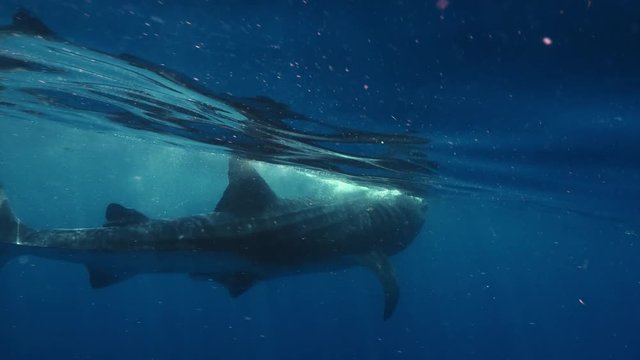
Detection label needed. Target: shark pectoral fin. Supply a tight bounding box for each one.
[190,271,260,298]
[214,158,278,217]
[104,203,149,227]
[86,266,133,288]
[359,251,399,320]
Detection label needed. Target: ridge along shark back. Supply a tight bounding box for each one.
[0,158,426,319]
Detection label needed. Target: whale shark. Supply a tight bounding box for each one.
[0,158,426,319]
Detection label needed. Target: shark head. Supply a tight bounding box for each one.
[368,194,427,256]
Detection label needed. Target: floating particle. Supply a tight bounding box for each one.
[150,16,165,24]
[542,37,553,46]
[436,0,449,11]
[363,84,369,90]
[578,298,586,306]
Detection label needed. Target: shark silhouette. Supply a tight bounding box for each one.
[0,158,426,319]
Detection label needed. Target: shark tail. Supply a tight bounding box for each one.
[0,185,30,268]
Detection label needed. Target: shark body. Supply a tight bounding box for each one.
[0,159,426,319]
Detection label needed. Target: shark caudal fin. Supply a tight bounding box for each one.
[0,186,18,242]
[0,185,30,268]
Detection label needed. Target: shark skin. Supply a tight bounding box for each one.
[0,159,426,319]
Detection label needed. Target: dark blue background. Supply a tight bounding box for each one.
[1,1,639,359]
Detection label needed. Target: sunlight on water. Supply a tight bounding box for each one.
[253,161,406,200]
[0,25,432,195]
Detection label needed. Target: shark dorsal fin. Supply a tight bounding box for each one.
[214,158,278,217]
[104,203,149,227]
[6,9,55,37]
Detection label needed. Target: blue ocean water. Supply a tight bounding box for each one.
[0,1,639,359]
